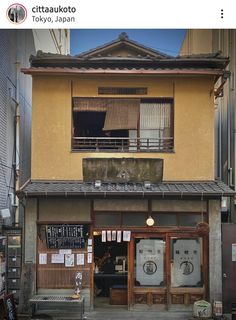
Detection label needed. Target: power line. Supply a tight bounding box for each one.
[0,158,14,170]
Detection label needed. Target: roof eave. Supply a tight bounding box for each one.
[21,68,224,76]
[17,190,235,198]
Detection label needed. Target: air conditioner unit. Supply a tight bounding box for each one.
[0,208,12,226]
[0,209,11,218]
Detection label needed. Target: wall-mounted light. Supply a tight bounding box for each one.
[144,181,151,189]
[93,231,101,236]
[94,180,102,188]
[146,215,155,227]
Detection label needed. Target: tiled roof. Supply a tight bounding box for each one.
[76,32,172,59]
[17,180,235,198]
[21,67,225,76]
[26,34,229,72]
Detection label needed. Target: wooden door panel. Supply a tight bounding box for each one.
[130,234,167,307]
[129,232,207,309]
[152,293,167,304]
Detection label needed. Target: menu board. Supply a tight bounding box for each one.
[46,225,88,249]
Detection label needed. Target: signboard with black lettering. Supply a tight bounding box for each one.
[136,239,164,286]
[4,294,17,320]
[46,224,89,249]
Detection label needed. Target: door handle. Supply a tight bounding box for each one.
[223,273,227,278]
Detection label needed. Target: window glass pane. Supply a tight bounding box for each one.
[152,213,177,226]
[123,213,147,226]
[95,213,120,227]
[129,130,137,151]
[171,238,203,287]
[139,103,172,150]
[179,214,201,226]
[135,239,165,287]
[140,129,162,150]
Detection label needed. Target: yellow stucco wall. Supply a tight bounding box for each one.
[31,74,215,181]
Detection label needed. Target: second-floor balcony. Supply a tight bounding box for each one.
[72,136,174,152]
[72,97,174,153]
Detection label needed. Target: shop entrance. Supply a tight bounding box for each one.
[93,231,207,310]
[93,234,128,308]
[129,233,207,310]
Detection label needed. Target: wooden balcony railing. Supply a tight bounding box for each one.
[72,137,174,152]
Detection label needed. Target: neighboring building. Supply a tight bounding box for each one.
[180,30,236,219]
[19,33,234,313]
[180,30,236,312]
[0,29,70,227]
[0,29,69,305]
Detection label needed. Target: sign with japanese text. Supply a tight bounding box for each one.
[136,239,164,286]
[171,239,201,287]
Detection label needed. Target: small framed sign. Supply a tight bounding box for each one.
[232,243,236,261]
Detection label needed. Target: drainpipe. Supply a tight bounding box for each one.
[14,31,20,224]
[216,99,222,179]
[226,32,233,188]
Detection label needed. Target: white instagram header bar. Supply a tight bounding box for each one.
[0,0,235,28]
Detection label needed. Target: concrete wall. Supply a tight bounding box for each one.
[208,199,222,301]
[180,30,213,55]
[25,198,37,263]
[33,30,70,55]
[31,75,215,181]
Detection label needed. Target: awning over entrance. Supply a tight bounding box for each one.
[17,180,235,198]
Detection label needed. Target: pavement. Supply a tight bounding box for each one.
[18,310,232,320]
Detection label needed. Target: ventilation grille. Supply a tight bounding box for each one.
[98,87,148,95]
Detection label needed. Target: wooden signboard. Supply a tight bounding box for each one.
[3,294,17,320]
[83,158,163,183]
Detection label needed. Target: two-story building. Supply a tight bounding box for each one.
[18,33,234,313]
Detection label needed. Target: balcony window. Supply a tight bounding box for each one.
[72,97,173,152]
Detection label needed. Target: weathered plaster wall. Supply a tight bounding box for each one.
[94,199,148,211]
[31,75,215,181]
[152,200,207,212]
[38,198,91,221]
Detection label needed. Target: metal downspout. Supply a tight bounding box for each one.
[14,30,20,224]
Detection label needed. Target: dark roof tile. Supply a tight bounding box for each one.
[18,180,235,198]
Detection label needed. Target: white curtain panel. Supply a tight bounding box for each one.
[140,102,171,130]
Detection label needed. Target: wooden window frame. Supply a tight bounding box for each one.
[72,97,174,153]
